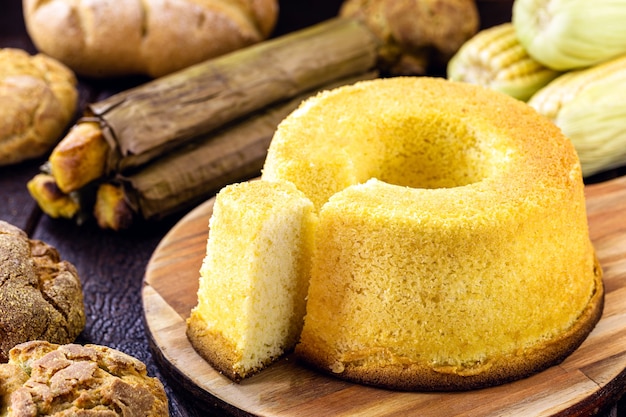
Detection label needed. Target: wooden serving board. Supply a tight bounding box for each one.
[143,176,626,416]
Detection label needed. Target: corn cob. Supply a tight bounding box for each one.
[513,0,626,71]
[528,54,626,177]
[447,23,561,101]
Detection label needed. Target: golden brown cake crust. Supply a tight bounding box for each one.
[187,311,277,382]
[299,256,604,391]
[0,48,78,166]
[0,221,86,363]
[187,313,245,381]
[0,340,169,416]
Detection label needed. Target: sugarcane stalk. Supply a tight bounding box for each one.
[92,71,378,230]
[47,17,380,194]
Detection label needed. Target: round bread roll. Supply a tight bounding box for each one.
[22,0,279,78]
[0,340,169,416]
[0,48,78,166]
[0,221,85,363]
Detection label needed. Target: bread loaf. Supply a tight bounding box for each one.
[22,0,279,78]
[0,48,78,166]
[0,221,85,363]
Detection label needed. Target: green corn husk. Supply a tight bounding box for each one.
[513,0,626,71]
[528,55,626,177]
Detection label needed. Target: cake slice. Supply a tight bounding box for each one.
[186,180,316,381]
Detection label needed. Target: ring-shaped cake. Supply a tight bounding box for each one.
[261,76,603,390]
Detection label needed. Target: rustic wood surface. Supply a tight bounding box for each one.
[143,175,626,417]
[3,1,626,416]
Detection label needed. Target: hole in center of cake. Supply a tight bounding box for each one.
[373,114,509,190]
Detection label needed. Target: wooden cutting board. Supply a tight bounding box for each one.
[143,175,626,416]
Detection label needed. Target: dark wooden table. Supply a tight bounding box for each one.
[2,1,624,416]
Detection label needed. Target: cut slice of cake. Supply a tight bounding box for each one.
[186,180,316,381]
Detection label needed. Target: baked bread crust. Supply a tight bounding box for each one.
[23,0,279,78]
[0,221,85,363]
[0,341,169,416]
[0,48,78,166]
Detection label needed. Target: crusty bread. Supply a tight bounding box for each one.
[0,340,168,416]
[0,48,78,166]
[23,0,279,78]
[0,221,85,363]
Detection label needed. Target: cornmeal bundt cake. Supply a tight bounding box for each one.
[262,77,603,391]
[189,77,602,391]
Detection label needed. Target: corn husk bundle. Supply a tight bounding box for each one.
[512,0,626,71]
[528,55,626,177]
[30,72,377,230]
[92,71,378,230]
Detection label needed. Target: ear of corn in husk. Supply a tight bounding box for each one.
[513,0,626,71]
[447,23,561,101]
[528,54,626,177]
